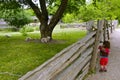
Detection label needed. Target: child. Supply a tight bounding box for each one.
[99,41,110,72]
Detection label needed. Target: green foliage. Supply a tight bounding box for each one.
[62,13,75,23]
[47,0,86,15]
[19,26,34,36]
[34,26,40,31]
[47,0,60,15]
[19,26,28,36]
[24,9,35,16]
[92,0,120,20]
[26,27,34,32]
[4,10,32,29]
[78,5,95,21]
[65,0,86,14]
[108,0,120,22]
[1,0,120,24]
[22,26,34,32]
[0,1,32,30]
[0,0,21,10]
[74,0,120,22]
[0,1,21,18]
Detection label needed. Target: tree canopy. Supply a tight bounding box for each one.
[77,0,120,22]
[61,0,120,23]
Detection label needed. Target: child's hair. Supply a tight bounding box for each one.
[103,41,110,49]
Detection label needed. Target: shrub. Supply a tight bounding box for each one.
[34,26,39,31]
[4,10,32,29]
[62,13,75,23]
[25,26,34,32]
[19,26,27,36]
[19,26,34,36]
[20,26,34,32]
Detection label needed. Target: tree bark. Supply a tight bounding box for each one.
[40,24,53,43]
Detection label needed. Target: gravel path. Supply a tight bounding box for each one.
[85,28,120,80]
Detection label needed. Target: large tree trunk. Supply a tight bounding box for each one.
[40,24,53,43]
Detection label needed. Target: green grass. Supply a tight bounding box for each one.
[0,28,86,80]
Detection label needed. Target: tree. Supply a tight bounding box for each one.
[77,0,120,22]
[4,10,32,30]
[0,1,32,31]
[25,0,68,43]
[92,0,120,20]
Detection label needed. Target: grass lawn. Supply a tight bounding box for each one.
[0,27,86,80]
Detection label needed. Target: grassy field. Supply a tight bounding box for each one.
[0,27,86,80]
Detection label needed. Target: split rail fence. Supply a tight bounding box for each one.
[19,20,118,80]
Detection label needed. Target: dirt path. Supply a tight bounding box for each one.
[85,28,120,80]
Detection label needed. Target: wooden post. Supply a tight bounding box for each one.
[103,20,106,41]
[86,20,94,35]
[106,20,110,40]
[90,20,103,72]
[110,20,113,33]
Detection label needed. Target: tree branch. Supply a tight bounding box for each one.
[26,0,42,22]
[49,0,68,29]
[40,0,48,24]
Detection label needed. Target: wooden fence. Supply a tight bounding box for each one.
[19,20,118,80]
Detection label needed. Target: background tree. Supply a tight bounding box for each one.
[0,1,32,31]
[76,0,120,22]
[4,10,32,31]
[61,0,86,23]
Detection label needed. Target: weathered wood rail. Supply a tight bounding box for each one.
[19,20,118,80]
[19,32,96,80]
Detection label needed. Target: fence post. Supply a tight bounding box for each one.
[103,20,107,41]
[106,20,110,40]
[90,20,103,72]
[110,20,113,33]
[86,20,95,34]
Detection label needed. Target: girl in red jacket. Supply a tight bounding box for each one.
[99,41,110,72]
